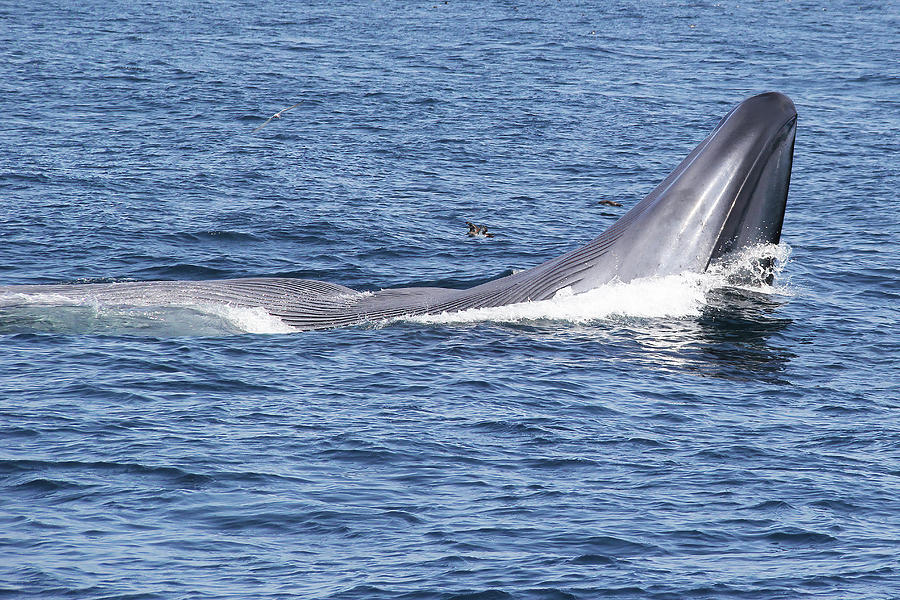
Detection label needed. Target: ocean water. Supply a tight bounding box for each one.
[1,1,898,598]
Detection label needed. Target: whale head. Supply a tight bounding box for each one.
[547,92,797,294]
[693,91,797,269]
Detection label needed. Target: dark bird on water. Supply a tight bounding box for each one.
[252,102,301,133]
[466,222,495,238]
[598,200,623,207]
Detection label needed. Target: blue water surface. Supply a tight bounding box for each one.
[1,1,899,598]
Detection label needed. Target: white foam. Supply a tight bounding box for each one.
[711,241,794,296]
[406,243,792,327]
[90,301,298,335]
[0,292,296,335]
[197,303,296,335]
[0,292,82,307]
[409,273,708,326]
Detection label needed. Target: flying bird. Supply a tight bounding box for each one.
[252,102,301,133]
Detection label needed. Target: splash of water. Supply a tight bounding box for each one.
[200,304,297,335]
[0,293,296,336]
[404,243,792,327]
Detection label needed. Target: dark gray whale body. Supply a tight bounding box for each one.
[2,93,797,331]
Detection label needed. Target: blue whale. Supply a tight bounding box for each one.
[1,92,797,331]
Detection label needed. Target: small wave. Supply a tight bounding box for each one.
[551,533,662,556]
[13,478,88,493]
[570,554,617,565]
[762,528,838,546]
[163,230,262,243]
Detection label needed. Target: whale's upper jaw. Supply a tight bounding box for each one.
[553,91,798,292]
[707,93,797,265]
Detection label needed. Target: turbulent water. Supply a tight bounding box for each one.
[1,1,898,599]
